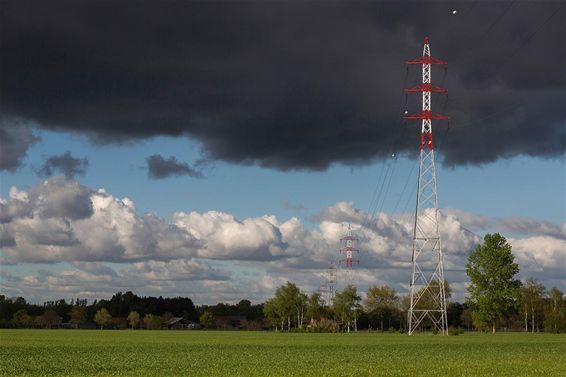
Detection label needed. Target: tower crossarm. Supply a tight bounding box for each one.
[404,84,447,93]
[340,235,357,241]
[406,37,447,66]
[340,247,360,252]
[406,56,447,65]
[403,111,449,121]
[338,257,359,268]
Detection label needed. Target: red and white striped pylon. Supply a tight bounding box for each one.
[404,37,449,336]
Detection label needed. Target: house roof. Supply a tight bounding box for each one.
[164,317,198,326]
[164,317,184,326]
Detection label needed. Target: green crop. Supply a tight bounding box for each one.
[0,330,564,376]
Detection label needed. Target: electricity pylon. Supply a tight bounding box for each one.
[404,36,448,335]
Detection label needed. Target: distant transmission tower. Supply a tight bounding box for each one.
[404,36,448,335]
[320,263,337,306]
[339,224,359,286]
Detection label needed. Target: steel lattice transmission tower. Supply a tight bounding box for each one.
[318,263,337,306]
[404,36,448,335]
[339,224,359,285]
[324,263,337,306]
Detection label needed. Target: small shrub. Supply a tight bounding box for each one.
[387,327,397,333]
[432,327,439,335]
[310,318,339,333]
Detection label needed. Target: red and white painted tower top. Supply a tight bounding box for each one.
[403,37,448,150]
[339,224,359,269]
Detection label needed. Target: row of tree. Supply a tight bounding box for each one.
[261,233,566,333]
[9,307,184,330]
[260,280,565,334]
[0,292,262,329]
[6,278,562,333]
[265,277,455,332]
[1,292,198,325]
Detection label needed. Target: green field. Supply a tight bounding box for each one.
[1,330,565,376]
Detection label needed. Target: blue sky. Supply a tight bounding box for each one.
[2,128,564,224]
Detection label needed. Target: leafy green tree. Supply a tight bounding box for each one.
[277,283,295,330]
[143,314,163,330]
[466,233,521,333]
[305,292,325,324]
[519,278,546,333]
[282,282,307,329]
[261,282,310,331]
[333,285,361,333]
[69,306,87,328]
[447,301,465,328]
[199,310,214,327]
[235,299,253,320]
[364,285,399,331]
[11,309,33,328]
[127,311,140,329]
[271,282,307,330]
[295,291,308,328]
[35,309,61,328]
[94,308,112,329]
[544,287,566,333]
[263,298,285,331]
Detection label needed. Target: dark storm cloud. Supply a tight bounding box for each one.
[146,154,204,179]
[0,118,39,171]
[0,1,564,170]
[38,151,89,178]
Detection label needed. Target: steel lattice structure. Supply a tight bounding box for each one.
[324,263,336,306]
[404,37,448,335]
[318,263,337,306]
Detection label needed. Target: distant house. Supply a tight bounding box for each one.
[164,317,201,330]
[214,316,247,330]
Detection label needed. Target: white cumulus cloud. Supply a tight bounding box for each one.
[1,180,564,303]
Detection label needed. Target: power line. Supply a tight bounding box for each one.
[504,2,565,62]
[446,2,562,114]
[362,67,412,229]
[436,3,563,153]
[466,1,564,83]
[376,156,397,215]
[392,161,416,214]
[467,0,517,54]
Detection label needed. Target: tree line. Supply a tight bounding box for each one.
[1,292,262,330]
[1,234,565,333]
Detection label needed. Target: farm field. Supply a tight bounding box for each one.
[1,330,565,376]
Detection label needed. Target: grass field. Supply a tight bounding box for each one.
[1,330,565,376]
